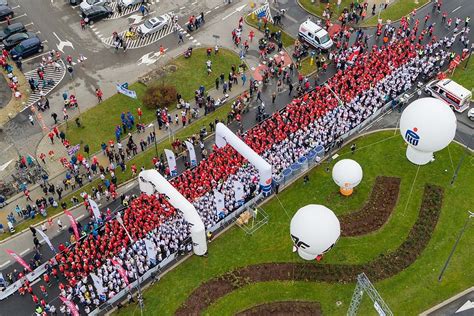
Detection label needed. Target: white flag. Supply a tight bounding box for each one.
[90,273,105,295]
[144,239,157,266]
[233,180,245,203]
[164,149,178,177]
[184,141,197,167]
[214,190,225,215]
[37,228,55,253]
[88,198,101,220]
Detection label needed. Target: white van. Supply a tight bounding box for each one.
[298,20,333,51]
[425,79,471,112]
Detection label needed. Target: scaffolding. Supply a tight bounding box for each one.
[236,203,269,235]
[347,273,393,316]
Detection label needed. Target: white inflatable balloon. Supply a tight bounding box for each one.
[290,205,340,260]
[400,97,457,165]
[332,159,363,195]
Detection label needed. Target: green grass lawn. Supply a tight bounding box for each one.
[451,59,474,92]
[299,56,319,76]
[61,48,241,154]
[361,0,430,26]
[245,15,295,48]
[115,130,474,315]
[299,0,353,19]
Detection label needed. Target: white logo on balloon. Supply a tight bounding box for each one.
[400,97,457,165]
[290,205,341,260]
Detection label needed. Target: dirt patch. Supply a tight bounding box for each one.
[237,301,322,316]
[340,176,401,236]
[176,184,443,315]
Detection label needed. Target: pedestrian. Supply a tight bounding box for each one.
[67,65,74,79]
[215,77,219,90]
[271,91,276,104]
[57,219,63,231]
[159,44,165,55]
[241,73,246,86]
[249,30,255,42]
[95,88,103,102]
[256,90,262,102]
[351,143,356,154]
[28,114,34,125]
[63,108,68,121]
[303,175,309,184]
[178,32,184,44]
[51,112,58,124]
[80,18,86,30]
[5,15,10,25]
[30,225,37,237]
[33,236,40,249]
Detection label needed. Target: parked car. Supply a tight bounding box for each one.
[10,37,44,60]
[0,5,13,21]
[0,23,27,41]
[0,1,8,6]
[138,14,170,36]
[80,0,109,12]
[69,0,83,5]
[468,108,474,121]
[2,32,36,50]
[82,5,113,24]
[424,79,471,113]
[119,0,141,7]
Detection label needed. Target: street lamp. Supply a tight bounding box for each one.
[116,212,144,315]
[438,210,474,282]
[148,123,158,158]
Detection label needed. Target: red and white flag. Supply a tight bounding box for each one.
[59,296,79,316]
[64,210,80,241]
[5,249,32,272]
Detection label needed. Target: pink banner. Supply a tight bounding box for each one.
[6,249,32,272]
[59,296,79,316]
[111,259,129,287]
[64,210,80,241]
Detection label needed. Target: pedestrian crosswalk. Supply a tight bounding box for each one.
[106,2,141,20]
[102,22,176,49]
[24,60,66,108]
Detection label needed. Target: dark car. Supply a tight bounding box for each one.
[2,32,37,50]
[82,5,112,24]
[0,5,13,21]
[69,0,83,5]
[0,23,27,41]
[0,1,8,6]
[10,37,43,60]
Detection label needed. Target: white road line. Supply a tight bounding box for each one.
[215,5,219,9]
[206,10,211,14]
[126,183,135,189]
[0,13,27,22]
[452,6,462,13]
[24,22,34,27]
[77,214,85,221]
[189,36,193,39]
[20,248,31,256]
[36,31,41,34]
[21,51,51,62]
[180,6,185,10]
[191,1,198,5]
[0,260,11,268]
[42,40,48,43]
[11,5,20,9]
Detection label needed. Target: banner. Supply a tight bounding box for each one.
[5,249,31,272]
[88,198,101,220]
[64,210,80,241]
[59,296,79,316]
[164,149,178,177]
[144,239,157,266]
[90,273,106,295]
[36,229,56,253]
[233,180,245,204]
[184,141,197,167]
[67,144,80,156]
[213,190,225,216]
[111,259,129,287]
[116,83,137,99]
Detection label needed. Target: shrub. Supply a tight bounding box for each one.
[141,84,177,109]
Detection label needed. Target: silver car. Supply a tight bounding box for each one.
[119,0,142,7]
[80,0,109,12]
[138,15,170,36]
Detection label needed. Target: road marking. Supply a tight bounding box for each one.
[24,22,34,27]
[20,50,51,62]
[42,40,48,43]
[180,6,185,10]
[0,260,11,268]
[53,31,74,52]
[456,300,474,313]
[206,10,211,14]
[222,4,246,20]
[20,248,30,256]
[452,6,462,13]
[191,1,198,4]
[126,183,135,189]
[0,13,26,23]
[137,49,167,65]
[11,5,20,9]
[77,214,85,221]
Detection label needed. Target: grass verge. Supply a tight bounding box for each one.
[245,15,295,48]
[114,130,474,316]
[451,59,474,92]
[361,0,430,26]
[0,64,30,126]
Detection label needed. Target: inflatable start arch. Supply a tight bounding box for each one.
[215,123,273,196]
[138,169,207,256]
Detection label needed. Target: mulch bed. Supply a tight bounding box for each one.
[236,301,322,316]
[340,176,401,236]
[176,184,443,315]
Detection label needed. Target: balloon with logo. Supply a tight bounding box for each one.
[290,204,341,261]
[332,159,363,196]
[400,97,457,165]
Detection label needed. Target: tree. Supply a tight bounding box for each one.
[141,84,177,110]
